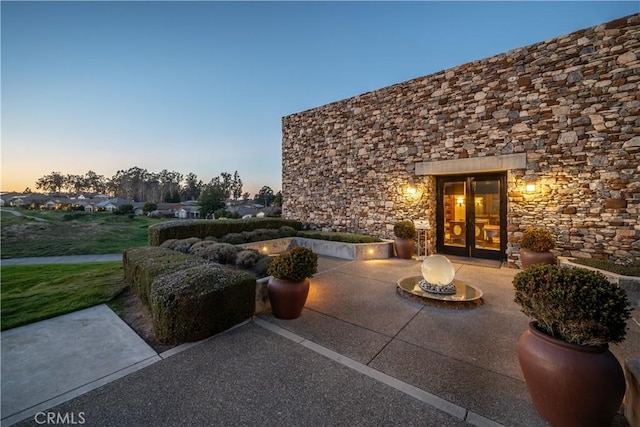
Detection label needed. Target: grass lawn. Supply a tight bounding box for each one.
[1,209,167,258]
[1,262,126,331]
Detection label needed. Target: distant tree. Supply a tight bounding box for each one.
[23,187,32,194]
[241,192,251,203]
[36,171,65,193]
[272,191,282,207]
[198,185,225,216]
[142,202,157,214]
[118,204,134,214]
[84,170,107,194]
[181,172,203,201]
[255,186,274,207]
[64,174,85,194]
[231,171,243,200]
[164,189,181,203]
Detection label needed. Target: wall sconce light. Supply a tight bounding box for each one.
[456,197,464,206]
[525,184,536,193]
[262,246,268,253]
[407,186,417,195]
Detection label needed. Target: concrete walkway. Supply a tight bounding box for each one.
[2,256,637,426]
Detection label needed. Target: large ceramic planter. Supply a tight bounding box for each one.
[519,248,556,268]
[518,322,625,427]
[267,277,310,319]
[394,238,415,259]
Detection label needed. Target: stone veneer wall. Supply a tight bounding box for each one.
[282,14,640,266]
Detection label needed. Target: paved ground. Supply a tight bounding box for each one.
[2,255,637,426]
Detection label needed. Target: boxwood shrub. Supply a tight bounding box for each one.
[149,264,255,344]
[123,247,209,306]
[123,246,256,344]
[148,218,302,246]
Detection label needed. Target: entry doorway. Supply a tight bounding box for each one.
[436,173,506,260]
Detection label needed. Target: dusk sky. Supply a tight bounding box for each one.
[2,1,638,196]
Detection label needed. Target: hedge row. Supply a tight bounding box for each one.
[295,230,382,244]
[148,218,302,246]
[123,247,255,344]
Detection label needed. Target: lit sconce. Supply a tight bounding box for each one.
[368,249,374,255]
[406,186,417,195]
[525,184,536,193]
[262,246,268,253]
[456,197,464,206]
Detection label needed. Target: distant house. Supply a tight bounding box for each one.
[176,201,201,219]
[98,201,117,212]
[133,203,145,216]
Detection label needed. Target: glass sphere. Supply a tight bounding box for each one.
[421,255,455,286]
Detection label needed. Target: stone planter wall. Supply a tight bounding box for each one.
[558,256,640,308]
[282,14,640,266]
[239,237,393,260]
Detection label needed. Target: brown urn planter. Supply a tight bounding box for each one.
[519,248,556,269]
[267,277,310,319]
[394,238,415,259]
[518,322,626,427]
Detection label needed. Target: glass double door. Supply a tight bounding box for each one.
[436,173,506,260]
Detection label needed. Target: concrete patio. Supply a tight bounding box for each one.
[3,256,638,426]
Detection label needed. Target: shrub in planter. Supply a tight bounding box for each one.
[173,237,202,254]
[519,227,556,268]
[219,232,246,245]
[200,243,239,264]
[393,220,416,259]
[278,226,298,238]
[268,246,318,282]
[236,249,260,269]
[514,264,631,345]
[513,264,632,426]
[253,228,280,242]
[520,227,555,253]
[266,247,318,319]
[188,240,215,257]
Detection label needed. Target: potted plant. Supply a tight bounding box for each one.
[514,264,632,426]
[266,246,318,319]
[519,226,556,268]
[393,220,416,259]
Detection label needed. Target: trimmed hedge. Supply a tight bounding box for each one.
[148,218,302,246]
[123,247,209,306]
[569,258,640,277]
[149,265,255,344]
[296,230,382,243]
[123,247,255,344]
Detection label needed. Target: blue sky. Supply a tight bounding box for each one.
[2,1,638,195]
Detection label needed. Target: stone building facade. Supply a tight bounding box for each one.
[282,14,640,267]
